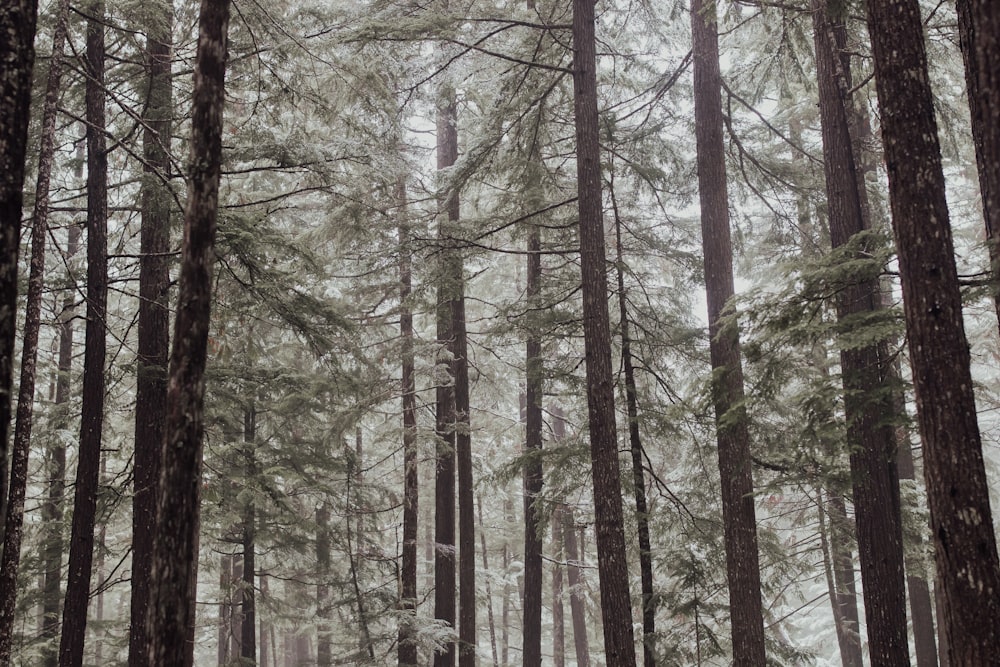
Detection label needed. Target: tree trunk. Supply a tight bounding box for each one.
[316,501,331,667]
[0,0,41,543]
[826,493,864,667]
[146,0,231,662]
[58,5,108,662]
[129,1,174,663]
[811,2,910,662]
[956,0,1000,329]
[610,165,655,667]
[0,0,70,660]
[242,408,257,664]
[552,507,566,667]
[571,1,637,664]
[478,497,499,667]
[398,175,419,667]
[865,1,1000,663]
[562,505,591,667]
[689,2,767,663]
[434,85,459,667]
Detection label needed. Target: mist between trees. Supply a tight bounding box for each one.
[1,0,999,665]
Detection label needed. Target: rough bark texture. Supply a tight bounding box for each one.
[811,2,910,663]
[571,1,637,664]
[0,0,40,542]
[956,0,1000,329]
[454,263,475,667]
[0,0,69,660]
[58,5,108,663]
[865,1,1000,664]
[690,2,767,663]
[522,219,544,667]
[129,2,174,663]
[398,176,419,667]
[434,88,458,667]
[145,0,231,662]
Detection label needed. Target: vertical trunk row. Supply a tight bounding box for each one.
[0,0,40,542]
[811,2,910,662]
[689,2,767,663]
[58,4,109,663]
[146,0,231,662]
[0,0,70,661]
[570,0,637,663]
[129,1,174,663]
[397,174,419,667]
[865,1,1000,663]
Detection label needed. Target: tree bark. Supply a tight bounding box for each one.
[242,408,257,664]
[129,2,174,663]
[316,502,331,667]
[826,493,864,667]
[0,0,70,660]
[571,1,637,664]
[478,497,499,667]
[0,0,40,543]
[552,507,565,667]
[397,175,419,667]
[690,2,767,663]
[58,4,108,662]
[956,0,1000,329]
[811,2,910,662]
[146,0,231,662]
[865,1,1000,663]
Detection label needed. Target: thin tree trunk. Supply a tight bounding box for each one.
[58,4,108,662]
[690,2,766,663]
[478,496,499,667]
[0,0,70,660]
[146,0,231,662]
[571,0,636,663]
[434,84,459,667]
[345,439,375,662]
[609,164,655,667]
[816,490,852,667]
[827,493,863,667]
[242,408,257,664]
[0,0,41,543]
[811,2,910,662]
[398,175,419,667]
[500,497,511,667]
[865,1,1000,662]
[316,501,331,667]
[956,0,1000,330]
[552,506,565,667]
[219,554,233,667]
[129,0,174,662]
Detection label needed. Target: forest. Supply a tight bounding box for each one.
[1,0,999,665]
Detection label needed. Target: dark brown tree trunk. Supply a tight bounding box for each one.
[345,436,375,662]
[129,1,174,662]
[242,408,256,664]
[146,0,231,662]
[956,0,1000,329]
[434,87,459,667]
[58,5,108,663]
[865,1,1000,663]
[690,2,767,663]
[571,1,636,664]
[610,167,655,667]
[812,2,910,662]
[0,0,70,660]
[398,175,419,667]
[552,507,566,667]
[0,0,40,541]
[935,584,950,667]
[522,222,543,667]
[316,502,331,667]
[500,496,511,667]
[455,266,475,667]
[219,554,233,666]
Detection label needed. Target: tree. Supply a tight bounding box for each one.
[690,1,766,662]
[146,0,232,661]
[58,3,108,662]
[129,2,174,663]
[811,1,909,662]
[571,0,636,662]
[0,0,40,543]
[865,0,1000,662]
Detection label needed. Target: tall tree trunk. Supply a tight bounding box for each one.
[571,0,636,663]
[398,175,419,667]
[865,1,1000,663]
[552,507,565,667]
[477,497,499,667]
[0,0,41,544]
[553,410,590,667]
[522,219,544,667]
[500,497,511,667]
[689,2,767,663]
[956,0,1000,329]
[811,2,910,662]
[58,4,108,662]
[434,86,459,667]
[129,1,174,663]
[146,0,231,662]
[219,554,233,667]
[816,490,855,667]
[455,262,475,667]
[609,164,655,667]
[0,0,70,660]
[826,493,863,667]
[242,407,257,664]
[316,501,331,667]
